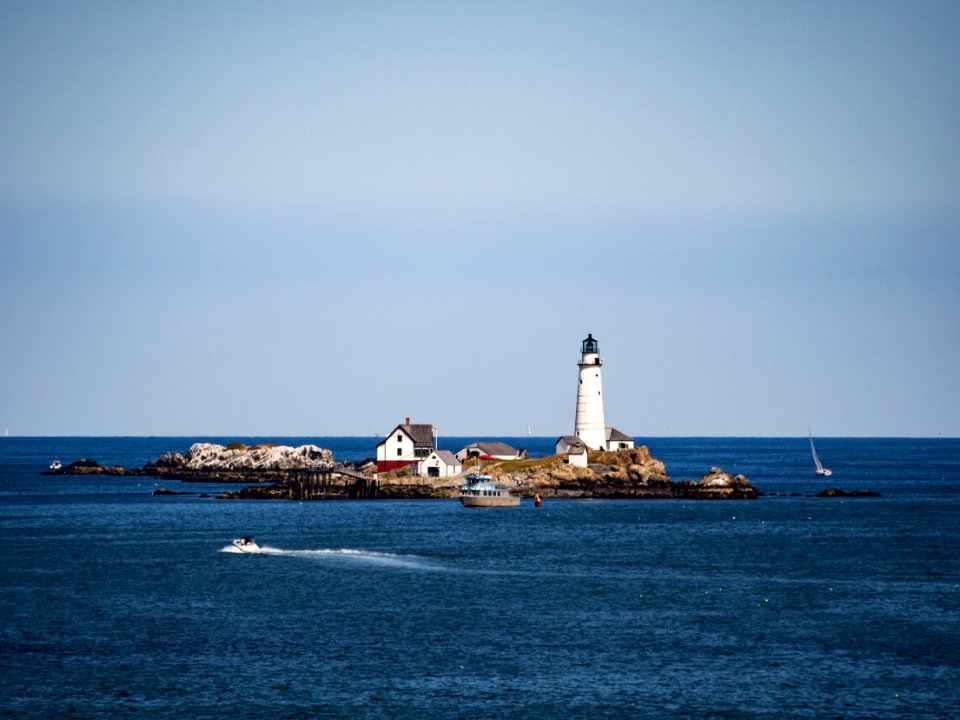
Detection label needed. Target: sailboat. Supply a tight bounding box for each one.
[809,427,832,476]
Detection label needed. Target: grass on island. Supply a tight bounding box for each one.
[488,455,563,473]
[224,442,277,452]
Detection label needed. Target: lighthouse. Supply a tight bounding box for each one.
[575,333,607,449]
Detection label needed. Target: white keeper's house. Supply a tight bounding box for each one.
[376,418,435,473]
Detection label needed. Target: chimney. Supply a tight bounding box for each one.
[405,417,410,426]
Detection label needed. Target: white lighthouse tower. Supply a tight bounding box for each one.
[575,333,607,449]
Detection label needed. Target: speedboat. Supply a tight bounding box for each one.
[49,460,62,470]
[458,475,520,507]
[232,537,260,553]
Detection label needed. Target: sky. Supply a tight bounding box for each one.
[1,1,958,437]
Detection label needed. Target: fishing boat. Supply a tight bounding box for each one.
[458,475,520,507]
[809,428,832,476]
[232,537,260,553]
[49,460,61,470]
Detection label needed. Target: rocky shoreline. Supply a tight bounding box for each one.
[43,442,879,500]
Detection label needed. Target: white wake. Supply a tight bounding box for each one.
[220,544,440,570]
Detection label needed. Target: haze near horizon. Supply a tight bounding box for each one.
[1,2,958,437]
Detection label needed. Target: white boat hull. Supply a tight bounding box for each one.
[459,494,521,508]
[232,538,260,553]
[458,475,520,507]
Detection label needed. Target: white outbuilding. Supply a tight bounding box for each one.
[605,428,635,451]
[418,450,462,478]
[556,436,589,467]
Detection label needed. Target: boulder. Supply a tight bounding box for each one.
[155,442,333,472]
[684,468,759,499]
[815,488,882,498]
[45,459,126,476]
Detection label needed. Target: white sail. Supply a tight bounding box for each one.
[809,427,831,476]
[809,428,822,470]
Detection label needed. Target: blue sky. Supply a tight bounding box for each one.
[1,1,958,437]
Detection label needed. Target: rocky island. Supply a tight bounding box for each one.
[462,447,759,500]
[46,442,761,500]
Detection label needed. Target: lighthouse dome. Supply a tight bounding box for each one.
[581,334,598,354]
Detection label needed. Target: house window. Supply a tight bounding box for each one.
[414,448,429,458]
[397,434,403,442]
[396,448,402,456]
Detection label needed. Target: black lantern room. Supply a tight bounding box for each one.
[581,333,599,354]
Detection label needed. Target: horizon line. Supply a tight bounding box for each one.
[2,433,957,440]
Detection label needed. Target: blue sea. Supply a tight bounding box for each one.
[2,436,958,719]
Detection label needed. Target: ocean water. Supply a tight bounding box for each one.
[1,436,958,719]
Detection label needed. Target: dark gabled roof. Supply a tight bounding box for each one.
[475,441,519,456]
[459,441,519,457]
[404,424,435,446]
[606,427,633,442]
[433,450,459,466]
[557,436,587,454]
[378,422,435,448]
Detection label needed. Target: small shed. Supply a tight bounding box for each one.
[556,435,589,467]
[566,444,588,467]
[605,428,635,451]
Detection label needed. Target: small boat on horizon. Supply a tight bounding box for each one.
[232,537,260,553]
[458,475,521,507]
[809,428,832,477]
[49,460,61,470]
